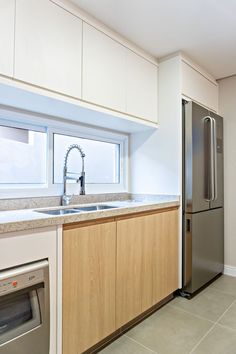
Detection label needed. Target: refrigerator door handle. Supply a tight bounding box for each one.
[204,116,215,201]
[212,118,218,201]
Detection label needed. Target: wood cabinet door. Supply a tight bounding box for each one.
[116,209,179,328]
[126,50,158,123]
[63,221,116,354]
[116,214,155,328]
[153,209,179,303]
[82,22,126,112]
[15,0,82,98]
[0,0,15,77]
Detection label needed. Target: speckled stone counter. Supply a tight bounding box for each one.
[0,195,180,234]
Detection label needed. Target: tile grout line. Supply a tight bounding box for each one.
[124,334,158,354]
[188,323,217,354]
[217,322,236,333]
[168,303,216,324]
[209,284,236,298]
[169,284,236,325]
[188,294,236,353]
[215,298,236,325]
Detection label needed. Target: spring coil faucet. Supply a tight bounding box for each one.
[62,144,85,206]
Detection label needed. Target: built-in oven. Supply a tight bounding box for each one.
[0,260,50,354]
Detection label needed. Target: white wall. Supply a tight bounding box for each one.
[130,56,182,195]
[130,55,183,288]
[219,75,236,269]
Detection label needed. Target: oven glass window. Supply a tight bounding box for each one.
[0,292,33,335]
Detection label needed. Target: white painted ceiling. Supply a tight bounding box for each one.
[71,0,236,79]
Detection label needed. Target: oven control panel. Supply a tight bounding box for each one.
[0,262,46,296]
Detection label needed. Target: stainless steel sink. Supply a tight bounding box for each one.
[74,205,118,212]
[35,204,118,215]
[36,209,82,216]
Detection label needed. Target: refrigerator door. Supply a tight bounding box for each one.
[183,208,224,294]
[184,101,210,213]
[209,112,224,209]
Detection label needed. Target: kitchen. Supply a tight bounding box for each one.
[0,1,235,354]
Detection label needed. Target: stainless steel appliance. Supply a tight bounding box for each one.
[182,100,224,295]
[0,260,50,354]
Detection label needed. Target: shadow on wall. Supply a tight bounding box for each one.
[130,126,181,195]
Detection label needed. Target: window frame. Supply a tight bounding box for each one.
[0,111,129,198]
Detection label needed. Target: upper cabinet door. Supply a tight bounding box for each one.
[182,61,218,112]
[15,0,82,98]
[82,23,126,112]
[126,50,158,123]
[0,0,15,77]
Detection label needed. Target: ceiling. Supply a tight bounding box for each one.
[71,0,236,79]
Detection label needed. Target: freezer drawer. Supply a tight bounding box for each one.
[183,208,224,294]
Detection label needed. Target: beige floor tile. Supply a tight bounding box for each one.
[192,324,236,354]
[126,305,213,354]
[99,335,156,354]
[219,301,236,330]
[210,275,236,296]
[170,287,236,322]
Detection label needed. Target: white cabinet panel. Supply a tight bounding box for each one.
[126,50,158,123]
[15,0,82,98]
[182,61,218,112]
[82,23,126,112]
[0,0,15,77]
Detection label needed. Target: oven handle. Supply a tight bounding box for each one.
[0,260,48,282]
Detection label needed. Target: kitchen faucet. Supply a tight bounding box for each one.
[62,144,85,206]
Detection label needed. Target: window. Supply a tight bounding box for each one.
[0,125,47,184]
[0,113,128,197]
[53,133,120,184]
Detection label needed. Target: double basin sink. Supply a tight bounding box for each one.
[36,204,118,216]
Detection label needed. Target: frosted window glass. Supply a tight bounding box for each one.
[54,134,120,184]
[0,127,47,184]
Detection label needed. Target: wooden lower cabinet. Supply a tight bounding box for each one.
[153,209,179,303]
[62,208,179,353]
[116,213,155,327]
[63,220,116,354]
[116,209,179,328]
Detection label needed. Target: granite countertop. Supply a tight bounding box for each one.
[0,195,180,234]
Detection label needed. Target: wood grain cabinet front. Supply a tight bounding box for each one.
[62,208,179,353]
[116,209,179,328]
[152,209,179,304]
[63,221,116,354]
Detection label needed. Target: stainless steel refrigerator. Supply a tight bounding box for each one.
[182,100,224,295]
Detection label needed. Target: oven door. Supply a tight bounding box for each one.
[0,260,50,354]
[0,287,41,345]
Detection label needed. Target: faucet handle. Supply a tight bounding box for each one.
[79,172,86,195]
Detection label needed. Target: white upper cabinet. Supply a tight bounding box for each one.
[83,22,158,123]
[82,23,126,112]
[0,0,15,77]
[182,61,218,112]
[15,0,82,98]
[126,50,158,122]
